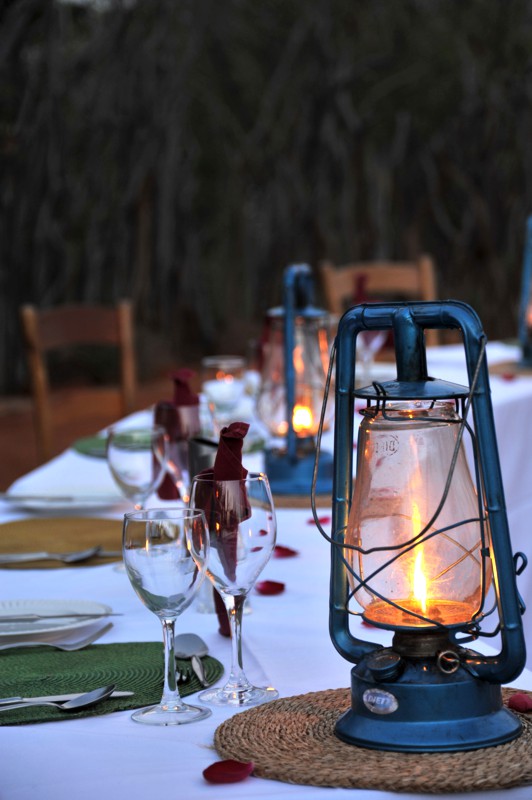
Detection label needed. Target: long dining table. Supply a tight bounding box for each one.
[2,340,532,799]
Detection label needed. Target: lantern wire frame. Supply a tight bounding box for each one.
[310,334,513,640]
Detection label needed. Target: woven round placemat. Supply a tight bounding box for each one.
[489,360,532,377]
[0,517,122,567]
[71,435,107,458]
[0,642,224,725]
[214,687,532,793]
[272,494,330,509]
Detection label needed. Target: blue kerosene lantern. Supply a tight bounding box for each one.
[318,300,526,751]
[257,264,334,494]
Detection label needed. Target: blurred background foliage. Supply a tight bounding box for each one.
[1,0,532,393]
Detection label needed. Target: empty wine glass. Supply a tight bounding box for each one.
[122,507,210,725]
[189,472,278,707]
[106,425,168,509]
[357,330,387,386]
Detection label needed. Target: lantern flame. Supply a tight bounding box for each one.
[413,550,428,615]
[411,502,427,615]
[293,345,305,375]
[293,404,313,433]
[216,370,234,383]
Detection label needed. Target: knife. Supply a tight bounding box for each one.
[0,613,123,622]
[0,493,123,504]
[0,690,134,706]
[190,655,209,687]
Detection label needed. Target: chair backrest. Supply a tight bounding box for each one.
[20,300,137,463]
[318,254,440,347]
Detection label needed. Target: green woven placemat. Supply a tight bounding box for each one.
[71,435,107,458]
[0,642,224,725]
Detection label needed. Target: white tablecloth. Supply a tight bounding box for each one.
[0,506,531,800]
[1,341,532,799]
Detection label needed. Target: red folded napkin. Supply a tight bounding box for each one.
[354,273,393,349]
[173,368,200,407]
[196,421,250,636]
[353,273,369,304]
[155,369,200,499]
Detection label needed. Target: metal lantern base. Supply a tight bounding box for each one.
[335,641,522,752]
[264,446,333,495]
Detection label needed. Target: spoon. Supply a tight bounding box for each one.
[0,684,116,713]
[174,633,209,687]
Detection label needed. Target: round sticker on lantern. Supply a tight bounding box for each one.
[362,689,399,715]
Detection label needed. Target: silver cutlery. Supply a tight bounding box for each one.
[0,622,113,651]
[175,633,210,687]
[0,612,122,623]
[0,547,122,564]
[0,493,122,504]
[0,689,133,705]
[0,685,117,713]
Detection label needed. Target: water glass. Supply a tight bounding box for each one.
[122,507,210,725]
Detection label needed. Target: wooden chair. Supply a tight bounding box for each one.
[20,300,137,463]
[318,254,440,347]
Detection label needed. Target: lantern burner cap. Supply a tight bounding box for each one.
[269,435,316,457]
[392,630,459,660]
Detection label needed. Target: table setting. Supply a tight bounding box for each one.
[2,501,532,799]
[4,291,532,797]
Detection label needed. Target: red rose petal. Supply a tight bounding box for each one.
[307,515,331,525]
[501,372,516,382]
[203,760,254,784]
[255,580,285,595]
[274,544,299,558]
[507,692,532,712]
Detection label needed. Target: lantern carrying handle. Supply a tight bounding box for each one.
[283,264,316,462]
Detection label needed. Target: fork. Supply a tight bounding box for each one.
[0,622,112,651]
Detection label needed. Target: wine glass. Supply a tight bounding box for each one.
[106,425,168,508]
[201,355,247,434]
[189,472,279,707]
[122,507,211,725]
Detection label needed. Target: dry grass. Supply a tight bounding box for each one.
[1,0,531,395]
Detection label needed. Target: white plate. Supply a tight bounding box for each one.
[0,599,113,639]
[3,493,123,512]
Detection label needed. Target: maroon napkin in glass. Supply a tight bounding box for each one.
[211,421,249,481]
[172,368,199,408]
[353,273,393,349]
[196,422,250,636]
[353,273,369,304]
[155,369,200,499]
